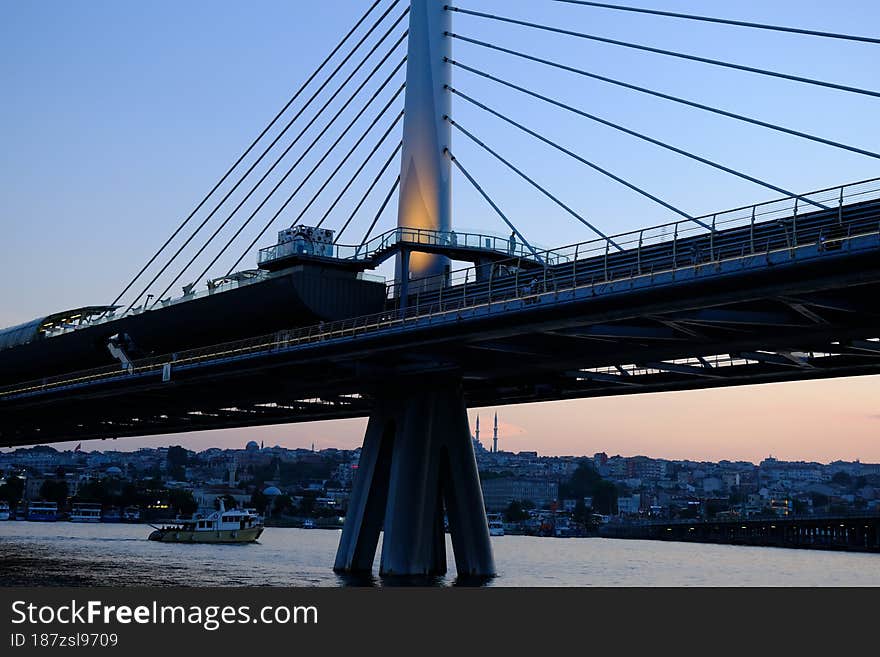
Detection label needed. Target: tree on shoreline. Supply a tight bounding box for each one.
[39,479,68,506]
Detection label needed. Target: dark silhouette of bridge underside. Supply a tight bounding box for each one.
[3,196,879,447]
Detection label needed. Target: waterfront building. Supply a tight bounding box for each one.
[481,477,559,512]
[617,494,642,516]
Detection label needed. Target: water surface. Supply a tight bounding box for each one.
[1,521,877,586]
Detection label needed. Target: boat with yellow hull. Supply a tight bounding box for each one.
[149,503,263,544]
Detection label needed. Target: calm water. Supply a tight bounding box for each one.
[1,521,878,586]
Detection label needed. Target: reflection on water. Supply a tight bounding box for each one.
[1,521,878,587]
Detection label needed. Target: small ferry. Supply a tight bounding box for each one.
[70,502,102,522]
[487,514,505,536]
[27,501,58,521]
[148,502,263,543]
[0,502,10,521]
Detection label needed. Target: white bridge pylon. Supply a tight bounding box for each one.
[396,0,452,287]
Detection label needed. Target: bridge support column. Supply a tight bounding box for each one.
[334,379,495,577]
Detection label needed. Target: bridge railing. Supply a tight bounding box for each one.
[358,226,565,261]
[258,226,567,266]
[385,176,880,301]
[3,178,880,400]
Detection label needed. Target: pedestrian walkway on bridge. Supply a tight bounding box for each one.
[257,225,556,273]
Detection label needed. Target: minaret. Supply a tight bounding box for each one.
[228,456,237,488]
[475,414,480,445]
[493,412,498,454]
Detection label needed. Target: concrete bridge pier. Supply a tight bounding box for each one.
[334,379,495,577]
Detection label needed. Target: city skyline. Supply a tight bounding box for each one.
[3,1,879,463]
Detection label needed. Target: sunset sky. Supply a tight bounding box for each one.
[2,1,879,462]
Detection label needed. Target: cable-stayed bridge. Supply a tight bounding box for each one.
[2,1,879,577]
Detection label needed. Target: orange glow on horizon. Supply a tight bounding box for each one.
[42,375,880,465]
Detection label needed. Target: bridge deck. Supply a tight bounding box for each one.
[2,180,880,445]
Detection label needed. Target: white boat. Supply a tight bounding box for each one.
[148,501,263,543]
[27,501,58,521]
[487,513,505,536]
[0,502,10,521]
[70,502,102,522]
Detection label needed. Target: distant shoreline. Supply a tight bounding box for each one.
[600,513,880,553]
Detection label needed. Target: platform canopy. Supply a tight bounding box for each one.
[0,306,115,352]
